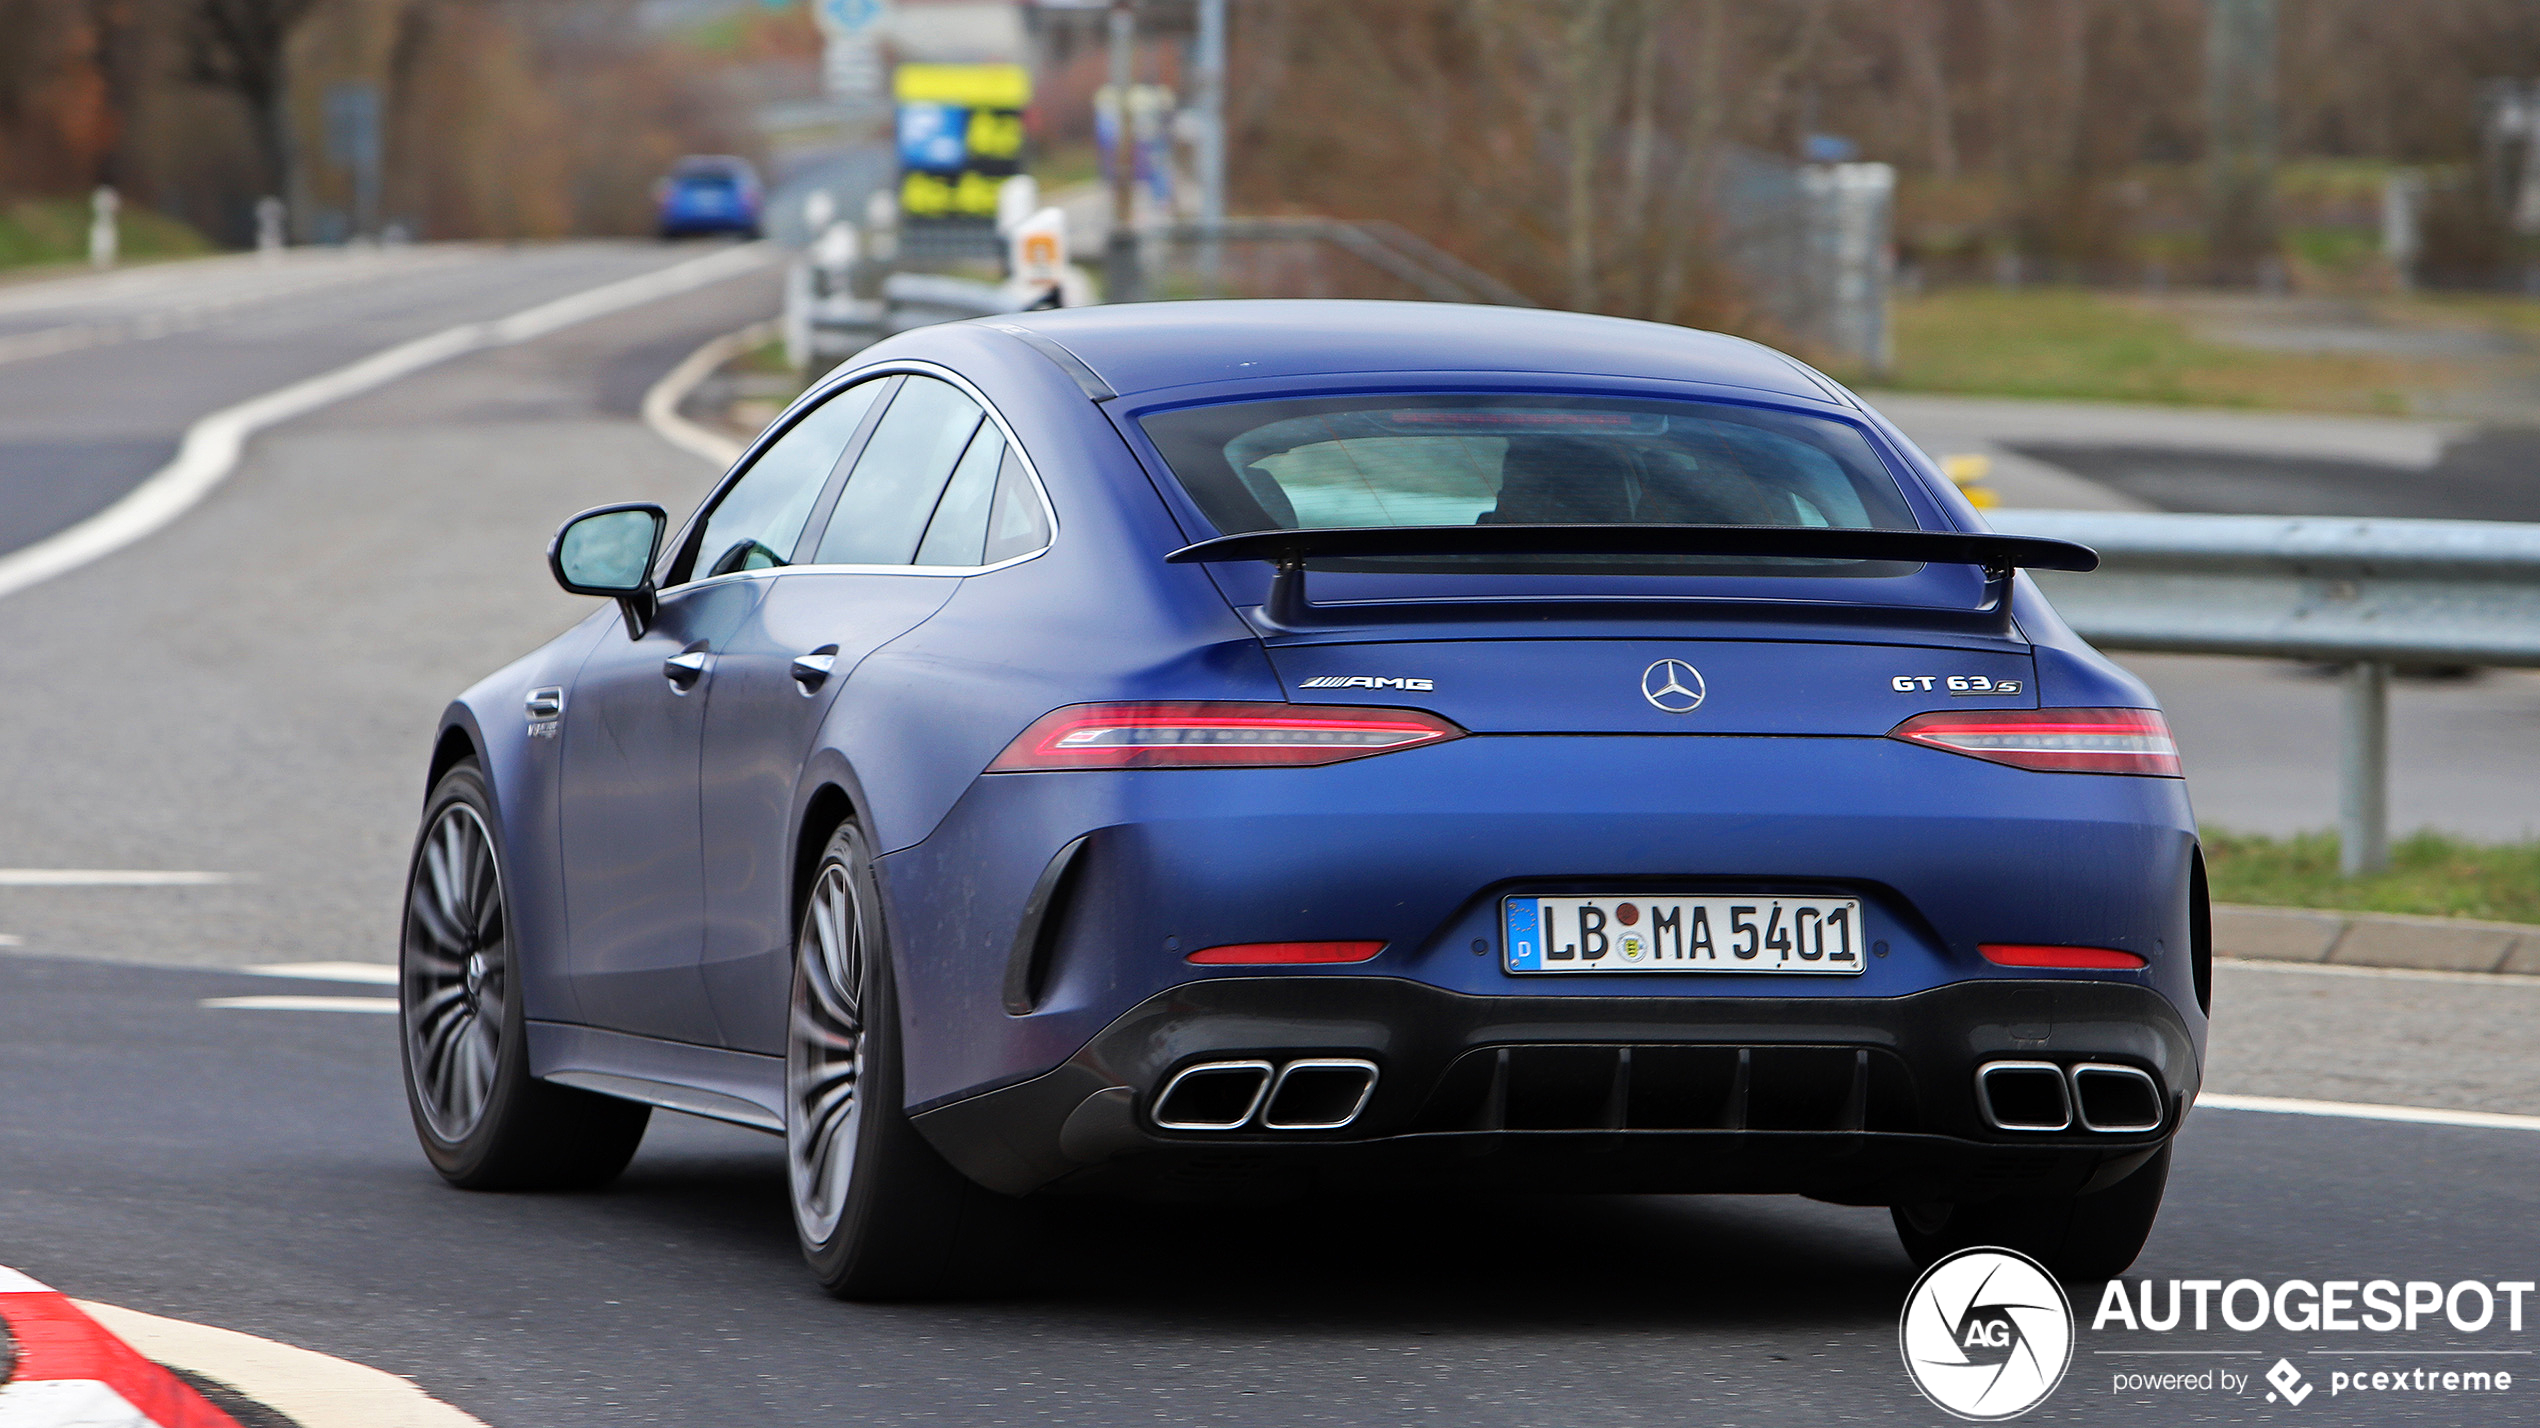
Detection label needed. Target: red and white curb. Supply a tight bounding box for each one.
[0,1269,485,1428]
[0,1269,237,1427]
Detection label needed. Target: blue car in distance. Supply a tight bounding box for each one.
[399,301,2207,1299]
[654,155,762,240]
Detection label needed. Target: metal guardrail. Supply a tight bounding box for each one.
[1141,217,1538,307]
[1992,509,2540,874]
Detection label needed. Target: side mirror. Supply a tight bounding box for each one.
[549,503,667,638]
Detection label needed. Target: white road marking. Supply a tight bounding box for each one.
[2198,1092,2540,1133]
[77,1299,490,1428]
[2216,956,2540,987]
[0,935,19,947]
[640,318,773,467]
[199,996,397,1014]
[0,870,231,887]
[0,242,775,606]
[243,961,398,985]
[0,1377,155,1426]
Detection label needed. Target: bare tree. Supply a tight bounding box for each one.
[184,0,322,220]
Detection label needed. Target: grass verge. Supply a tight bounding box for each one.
[0,197,214,272]
[2202,828,2540,924]
[1877,287,2438,413]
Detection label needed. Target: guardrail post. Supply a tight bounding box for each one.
[2339,661,2390,877]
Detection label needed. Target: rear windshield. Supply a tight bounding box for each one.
[1138,393,1921,576]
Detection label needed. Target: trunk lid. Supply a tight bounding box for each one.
[1266,636,2038,735]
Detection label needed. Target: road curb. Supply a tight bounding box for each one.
[639,318,773,469]
[2215,902,2540,975]
[0,1268,242,1427]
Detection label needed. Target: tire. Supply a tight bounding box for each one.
[400,758,650,1190]
[1892,1144,2171,1282]
[788,822,1029,1299]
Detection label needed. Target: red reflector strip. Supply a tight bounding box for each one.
[1186,941,1386,965]
[1889,707,2182,776]
[1980,943,2147,970]
[987,702,1463,771]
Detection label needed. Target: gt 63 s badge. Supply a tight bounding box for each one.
[1893,675,2025,696]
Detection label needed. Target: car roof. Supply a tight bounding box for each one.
[988,300,1850,405]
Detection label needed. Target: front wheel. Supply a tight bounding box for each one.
[788,823,1028,1298]
[1893,1144,2172,1281]
[400,758,650,1189]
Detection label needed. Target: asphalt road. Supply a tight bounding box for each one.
[0,255,2533,1424]
[0,242,753,560]
[0,954,2532,1427]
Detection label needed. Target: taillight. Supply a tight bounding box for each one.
[1889,707,2182,776]
[986,701,1464,772]
[1980,943,2148,970]
[1186,941,1386,965]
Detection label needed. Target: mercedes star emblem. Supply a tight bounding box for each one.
[1641,658,1706,713]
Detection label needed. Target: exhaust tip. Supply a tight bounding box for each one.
[1152,1060,1274,1131]
[2073,1063,2165,1133]
[1261,1058,1379,1131]
[1975,1060,2073,1132]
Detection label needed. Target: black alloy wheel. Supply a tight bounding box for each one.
[399,758,649,1189]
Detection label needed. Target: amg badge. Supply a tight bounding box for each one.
[1298,676,1435,691]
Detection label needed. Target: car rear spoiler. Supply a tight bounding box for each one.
[1164,523,2099,632]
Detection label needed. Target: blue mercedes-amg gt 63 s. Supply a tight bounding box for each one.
[399,301,2207,1298]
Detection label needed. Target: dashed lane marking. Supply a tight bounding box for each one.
[0,871,232,887]
[241,963,397,985]
[197,996,396,1014]
[2198,1092,2540,1133]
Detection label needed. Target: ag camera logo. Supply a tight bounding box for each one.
[1901,1247,2075,1420]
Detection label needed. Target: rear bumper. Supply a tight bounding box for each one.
[881,733,2205,1112]
[911,974,2198,1202]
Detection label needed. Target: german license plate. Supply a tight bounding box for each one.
[1503,895,1865,975]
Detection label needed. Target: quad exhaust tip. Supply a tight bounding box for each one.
[1261,1058,1380,1130]
[1975,1059,2165,1134]
[1151,1060,1273,1131]
[1151,1057,1378,1132]
[2072,1062,2165,1133]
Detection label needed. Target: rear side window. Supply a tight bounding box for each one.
[1138,393,1919,576]
[982,451,1052,563]
[913,424,1006,566]
[814,376,982,566]
[683,377,888,583]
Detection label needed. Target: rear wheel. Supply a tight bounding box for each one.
[1892,1145,2171,1281]
[788,823,1027,1298]
[400,759,650,1189]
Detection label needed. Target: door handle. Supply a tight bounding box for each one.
[791,647,840,694]
[663,650,709,689]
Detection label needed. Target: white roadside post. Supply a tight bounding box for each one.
[996,174,1040,245]
[255,197,287,258]
[88,186,119,269]
[1005,206,1069,309]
